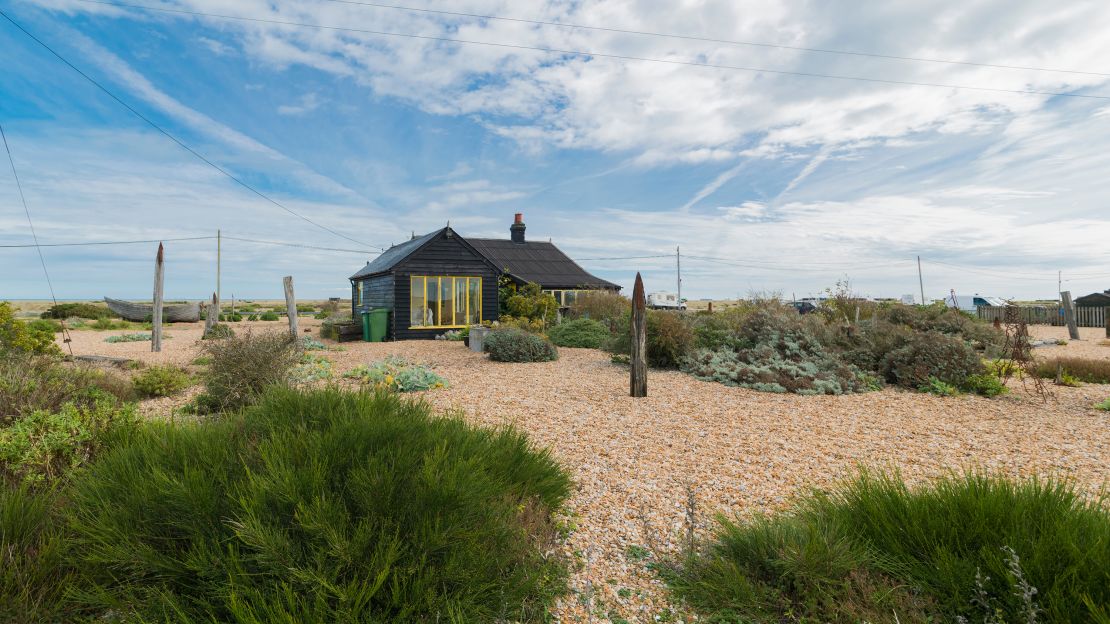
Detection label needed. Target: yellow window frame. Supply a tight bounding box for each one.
[409,275,482,329]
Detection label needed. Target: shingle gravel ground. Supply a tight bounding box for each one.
[57,322,1110,622]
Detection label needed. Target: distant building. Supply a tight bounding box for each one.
[1074,289,1110,307]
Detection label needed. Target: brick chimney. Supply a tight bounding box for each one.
[510,212,526,243]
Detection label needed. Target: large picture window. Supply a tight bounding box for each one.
[409,276,482,328]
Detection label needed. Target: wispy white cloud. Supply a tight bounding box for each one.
[277,92,322,116]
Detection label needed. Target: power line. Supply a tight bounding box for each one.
[222,235,377,254]
[61,1,1110,101]
[0,235,216,248]
[321,0,1110,78]
[0,8,380,250]
[2,121,73,353]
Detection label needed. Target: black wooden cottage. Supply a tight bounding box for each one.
[350,214,620,340]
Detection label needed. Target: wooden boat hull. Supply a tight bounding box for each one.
[104,297,200,322]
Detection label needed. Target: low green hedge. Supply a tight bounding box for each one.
[485,328,558,363]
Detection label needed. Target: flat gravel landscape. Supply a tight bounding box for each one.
[57,322,1110,622]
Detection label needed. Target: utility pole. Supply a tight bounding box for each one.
[1058,270,1061,295]
[217,229,222,304]
[676,246,682,305]
[917,255,925,305]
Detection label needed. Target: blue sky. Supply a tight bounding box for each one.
[2,0,1110,302]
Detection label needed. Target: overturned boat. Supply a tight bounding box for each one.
[104,297,201,322]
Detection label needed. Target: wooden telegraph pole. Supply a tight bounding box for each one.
[630,272,647,397]
[152,243,164,352]
[284,275,298,338]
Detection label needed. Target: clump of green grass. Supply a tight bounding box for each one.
[1092,398,1110,411]
[1034,357,1110,384]
[0,484,77,623]
[668,472,1110,623]
[131,365,192,398]
[63,387,571,621]
[259,311,279,321]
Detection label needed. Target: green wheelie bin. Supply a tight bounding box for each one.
[369,308,388,342]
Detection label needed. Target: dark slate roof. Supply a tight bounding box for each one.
[349,228,443,279]
[1075,290,1110,306]
[467,238,621,290]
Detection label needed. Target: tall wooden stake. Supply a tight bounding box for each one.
[1061,291,1079,340]
[630,272,647,398]
[917,255,925,305]
[152,242,164,352]
[284,275,298,338]
[1105,306,1109,339]
[216,229,221,303]
[205,292,216,333]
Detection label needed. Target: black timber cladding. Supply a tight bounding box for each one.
[466,238,620,290]
[349,228,500,340]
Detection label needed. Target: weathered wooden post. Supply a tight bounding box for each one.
[1060,291,1080,340]
[284,275,298,338]
[707,301,713,314]
[204,292,216,333]
[1105,306,1109,339]
[630,272,647,398]
[152,242,164,352]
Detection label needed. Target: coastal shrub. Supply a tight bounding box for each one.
[485,328,558,363]
[0,398,137,485]
[259,311,279,321]
[668,472,1110,623]
[0,353,134,417]
[104,333,156,343]
[301,336,326,350]
[548,318,611,349]
[1033,357,1110,384]
[290,354,334,384]
[193,330,299,413]
[681,308,866,395]
[1,302,59,356]
[220,313,243,322]
[609,310,696,369]
[496,315,547,334]
[1095,398,1110,411]
[880,332,983,389]
[131,365,192,398]
[202,323,234,340]
[961,373,1009,397]
[921,376,959,396]
[343,356,448,392]
[65,387,571,622]
[39,302,112,320]
[500,280,558,322]
[568,290,629,329]
[27,318,62,334]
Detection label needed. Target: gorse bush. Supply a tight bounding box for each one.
[548,318,611,349]
[259,311,279,321]
[343,356,447,392]
[485,328,559,363]
[961,373,1009,397]
[1034,357,1110,384]
[0,398,137,486]
[1,353,134,417]
[669,472,1110,623]
[1,302,59,356]
[194,329,300,413]
[881,332,984,389]
[131,365,192,398]
[64,387,572,622]
[27,318,62,334]
[39,302,113,320]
